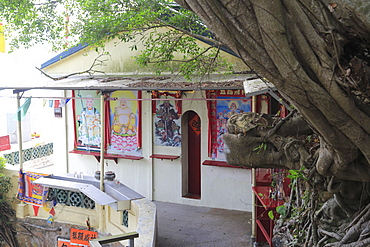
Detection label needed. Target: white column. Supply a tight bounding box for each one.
[99,92,105,191]
[16,93,24,170]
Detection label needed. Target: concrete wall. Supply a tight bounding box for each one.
[61,90,253,212]
[43,28,249,76]
[6,88,253,212]
[20,26,255,213]
[4,169,157,247]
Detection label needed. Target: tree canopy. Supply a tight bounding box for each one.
[0,0,232,79]
[2,0,370,246]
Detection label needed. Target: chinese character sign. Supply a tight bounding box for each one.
[70,228,97,246]
[57,238,70,247]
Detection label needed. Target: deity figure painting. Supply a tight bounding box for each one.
[154,100,181,146]
[109,91,139,154]
[112,100,136,136]
[77,94,101,148]
[216,98,250,159]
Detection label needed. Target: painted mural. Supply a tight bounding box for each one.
[108,91,141,155]
[153,98,181,147]
[208,90,251,161]
[75,90,102,152]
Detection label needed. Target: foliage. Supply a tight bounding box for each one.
[0,157,17,247]
[0,157,11,198]
[0,0,231,78]
[253,142,267,154]
[135,29,231,79]
[0,156,6,169]
[276,205,287,217]
[286,166,307,182]
[268,210,275,220]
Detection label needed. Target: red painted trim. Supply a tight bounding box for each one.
[206,91,212,157]
[138,91,142,148]
[206,90,217,158]
[69,149,143,160]
[256,219,273,246]
[72,91,78,149]
[104,97,111,150]
[150,154,180,160]
[252,186,285,209]
[202,160,251,169]
[266,95,271,114]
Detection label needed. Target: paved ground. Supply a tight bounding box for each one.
[154,201,253,247]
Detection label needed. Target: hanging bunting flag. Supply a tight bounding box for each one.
[54,100,60,108]
[49,100,53,107]
[43,200,54,212]
[49,207,56,216]
[0,23,5,53]
[32,205,39,216]
[59,99,65,107]
[59,98,71,107]
[46,215,54,224]
[17,98,31,121]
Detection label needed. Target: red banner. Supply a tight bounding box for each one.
[206,90,218,158]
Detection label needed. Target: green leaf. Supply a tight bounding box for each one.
[289,170,299,175]
[276,205,287,216]
[268,210,275,220]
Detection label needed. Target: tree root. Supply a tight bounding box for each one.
[0,202,19,247]
[345,203,370,231]
[339,237,370,247]
[319,229,342,241]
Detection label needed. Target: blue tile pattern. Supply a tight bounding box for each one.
[3,142,53,165]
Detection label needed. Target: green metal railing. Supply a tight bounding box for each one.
[89,232,139,247]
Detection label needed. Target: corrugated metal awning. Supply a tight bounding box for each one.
[243,79,276,96]
[33,177,117,206]
[0,73,258,92]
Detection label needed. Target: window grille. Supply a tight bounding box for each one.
[3,142,54,165]
[122,210,129,227]
[47,188,95,209]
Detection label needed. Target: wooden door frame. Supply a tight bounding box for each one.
[181,110,201,199]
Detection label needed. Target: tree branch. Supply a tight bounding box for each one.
[156,19,224,46]
[36,54,108,81]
